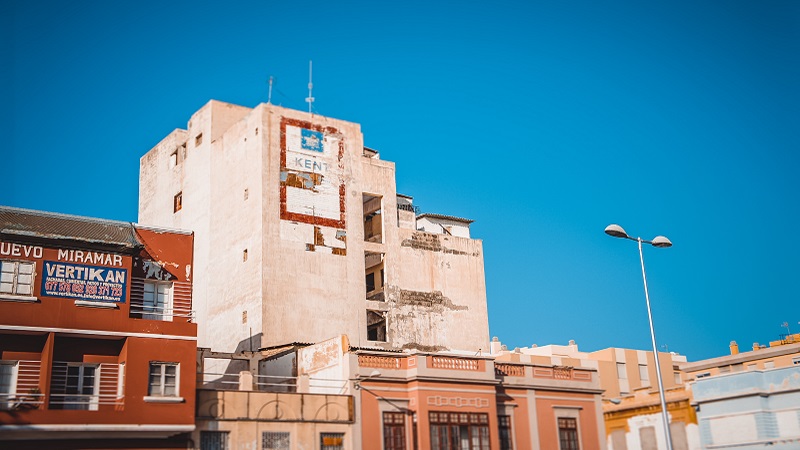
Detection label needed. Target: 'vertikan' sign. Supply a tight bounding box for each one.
[41,261,127,303]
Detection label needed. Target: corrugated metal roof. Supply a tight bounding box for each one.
[0,206,141,250]
[416,212,474,224]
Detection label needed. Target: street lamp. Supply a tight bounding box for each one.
[605,224,674,450]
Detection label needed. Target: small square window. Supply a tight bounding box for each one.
[148,362,178,397]
[174,192,183,212]
[320,433,344,450]
[201,431,229,450]
[792,357,800,366]
[263,432,290,450]
[195,133,203,146]
[764,361,775,369]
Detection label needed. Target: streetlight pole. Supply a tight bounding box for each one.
[605,224,674,450]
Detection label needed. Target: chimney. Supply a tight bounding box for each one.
[730,341,739,355]
[753,342,760,351]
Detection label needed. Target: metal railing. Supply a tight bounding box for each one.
[199,372,348,394]
[49,362,123,410]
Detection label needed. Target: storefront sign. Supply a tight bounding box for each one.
[41,261,127,303]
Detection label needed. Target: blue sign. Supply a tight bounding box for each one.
[301,128,324,152]
[41,261,127,303]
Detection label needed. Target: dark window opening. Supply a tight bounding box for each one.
[430,412,490,450]
[384,412,407,450]
[499,415,512,450]
[367,310,386,342]
[558,418,580,450]
[365,273,375,293]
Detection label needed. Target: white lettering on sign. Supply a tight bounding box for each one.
[57,249,123,267]
[0,242,43,259]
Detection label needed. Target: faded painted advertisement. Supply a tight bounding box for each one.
[279,118,345,228]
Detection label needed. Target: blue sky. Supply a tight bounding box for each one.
[3,1,798,360]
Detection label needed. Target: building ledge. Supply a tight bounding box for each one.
[75,300,119,309]
[0,424,195,440]
[0,294,38,303]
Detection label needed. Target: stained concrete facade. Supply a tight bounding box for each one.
[139,100,490,355]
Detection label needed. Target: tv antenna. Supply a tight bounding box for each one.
[267,76,274,104]
[305,60,315,113]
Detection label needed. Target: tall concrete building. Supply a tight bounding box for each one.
[139,101,489,355]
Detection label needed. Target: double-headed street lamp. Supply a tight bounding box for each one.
[605,224,674,450]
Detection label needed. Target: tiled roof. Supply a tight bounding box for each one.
[416,213,474,224]
[0,206,140,250]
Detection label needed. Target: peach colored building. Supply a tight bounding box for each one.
[192,335,607,450]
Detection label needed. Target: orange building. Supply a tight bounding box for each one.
[0,206,196,449]
[191,335,606,450]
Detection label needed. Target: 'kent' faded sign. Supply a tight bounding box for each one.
[41,261,127,303]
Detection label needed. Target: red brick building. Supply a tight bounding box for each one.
[0,206,196,449]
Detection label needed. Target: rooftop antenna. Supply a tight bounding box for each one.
[305,60,315,114]
[267,76,274,104]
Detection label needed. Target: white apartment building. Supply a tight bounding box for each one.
[138,100,489,355]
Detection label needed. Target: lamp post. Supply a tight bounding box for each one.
[605,224,674,450]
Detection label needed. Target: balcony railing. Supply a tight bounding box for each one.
[430,356,480,371]
[358,355,401,369]
[0,360,43,410]
[199,372,348,394]
[49,362,123,410]
[494,363,525,377]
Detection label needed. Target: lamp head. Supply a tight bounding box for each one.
[604,224,629,239]
[651,236,672,248]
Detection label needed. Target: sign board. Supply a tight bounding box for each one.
[41,261,127,303]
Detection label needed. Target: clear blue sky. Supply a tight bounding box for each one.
[3,1,798,360]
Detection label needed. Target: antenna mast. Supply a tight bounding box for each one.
[305,60,314,113]
[267,76,274,104]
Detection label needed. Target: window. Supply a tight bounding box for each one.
[673,372,682,384]
[148,362,178,397]
[383,412,406,450]
[0,361,18,409]
[639,364,649,381]
[201,431,229,450]
[764,361,775,369]
[0,260,35,297]
[64,364,98,410]
[498,415,513,450]
[174,192,183,212]
[695,372,711,379]
[320,432,344,450]
[747,364,757,371]
[367,310,386,342]
[262,432,290,450]
[558,417,580,450]
[430,412,490,450]
[195,133,203,146]
[793,357,800,365]
[143,281,172,321]
[366,272,376,293]
[170,151,178,168]
[616,362,627,379]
